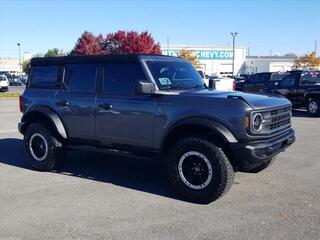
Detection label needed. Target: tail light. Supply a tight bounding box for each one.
[19,95,23,112]
[232,81,236,91]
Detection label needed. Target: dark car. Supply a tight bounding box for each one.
[18,55,295,204]
[236,72,289,92]
[268,70,320,116]
[9,78,23,86]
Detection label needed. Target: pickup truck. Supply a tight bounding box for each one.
[268,70,320,116]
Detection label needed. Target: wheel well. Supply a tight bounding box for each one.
[162,124,238,170]
[22,112,61,140]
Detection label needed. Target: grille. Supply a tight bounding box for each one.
[261,106,292,134]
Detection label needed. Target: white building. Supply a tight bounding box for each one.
[161,45,246,77]
[0,52,32,75]
[243,56,297,74]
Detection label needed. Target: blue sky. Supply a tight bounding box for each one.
[0,0,319,58]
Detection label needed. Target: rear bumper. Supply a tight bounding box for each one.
[0,86,9,91]
[230,129,295,171]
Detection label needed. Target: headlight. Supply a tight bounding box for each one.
[252,113,263,132]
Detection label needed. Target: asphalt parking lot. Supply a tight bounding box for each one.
[0,99,319,240]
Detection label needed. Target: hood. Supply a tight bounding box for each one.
[178,89,292,110]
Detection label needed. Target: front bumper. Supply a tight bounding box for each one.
[230,129,295,171]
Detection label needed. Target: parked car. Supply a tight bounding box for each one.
[9,78,23,86]
[0,74,9,92]
[236,72,289,92]
[268,70,320,116]
[18,55,295,204]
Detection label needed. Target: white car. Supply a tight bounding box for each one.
[0,75,9,92]
[203,76,235,91]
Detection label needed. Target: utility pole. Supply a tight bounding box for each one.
[315,40,317,56]
[269,49,272,56]
[17,43,21,73]
[230,32,238,76]
[167,37,169,55]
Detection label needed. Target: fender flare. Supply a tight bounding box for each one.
[161,117,238,150]
[21,106,67,139]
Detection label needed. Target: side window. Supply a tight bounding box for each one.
[103,62,146,95]
[261,74,270,82]
[300,73,320,85]
[280,74,296,87]
[64,64,97,93]
[30,66,58,87]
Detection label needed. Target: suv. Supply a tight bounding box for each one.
[18,55,295,204]
[0,74,9,92]
[268,71,320,116]
[236,72,289,92]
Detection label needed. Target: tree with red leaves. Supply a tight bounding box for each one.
[70,31,104,55]
[106,31,161,54]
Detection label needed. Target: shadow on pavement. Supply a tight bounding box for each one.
[292,109,315,118]
[0,138,180,201]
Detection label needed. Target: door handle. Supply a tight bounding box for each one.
[98,103,112,110]
[57,100,69,107]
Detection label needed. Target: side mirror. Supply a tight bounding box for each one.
[136,81,156,94]
[208,79,216,89]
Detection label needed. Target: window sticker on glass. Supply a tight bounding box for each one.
[158,77,171,85]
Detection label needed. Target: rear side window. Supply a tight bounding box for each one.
[64,64,97,93]
[30,66,58,87]
[103,62,146,95]
[300,72,320,85]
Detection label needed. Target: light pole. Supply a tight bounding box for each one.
[17,43,21,73]
[230,32,238,76]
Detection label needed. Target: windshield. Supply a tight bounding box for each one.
[270,73,290,81]
[0,75,7,81]
[146,61,206,90]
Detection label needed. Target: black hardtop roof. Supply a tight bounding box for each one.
[31,54,179,66]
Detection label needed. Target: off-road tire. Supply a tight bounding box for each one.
[168,137,234,204]
[24,123,65,171]
[307,98,320,116]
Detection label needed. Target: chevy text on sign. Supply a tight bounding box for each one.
[162,49,234,60]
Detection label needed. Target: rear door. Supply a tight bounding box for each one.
[243,74,265,92]
[95,61,155,148]
[55,63,97,140]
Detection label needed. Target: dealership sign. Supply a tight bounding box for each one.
[162,49,234,60]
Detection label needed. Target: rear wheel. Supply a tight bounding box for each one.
[168,137,234,204]
[307,99,320,116]
[24,123,65,171]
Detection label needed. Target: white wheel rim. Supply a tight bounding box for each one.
[309,101,318,113]
[29,133,48,161]
[178,151,213,190]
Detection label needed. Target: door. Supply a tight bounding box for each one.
[296,72,320,106]
[273,73,298,104]
[243,74,266,92]
[55,63,97,140]
[95,61,155,148]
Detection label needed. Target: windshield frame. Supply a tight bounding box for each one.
[143,59,206,91]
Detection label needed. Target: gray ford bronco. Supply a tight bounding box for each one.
[18,55,295,203]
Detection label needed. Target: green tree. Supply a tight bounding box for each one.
[44,48,65,57]
[177,49,200,68]
[21,60,31,74]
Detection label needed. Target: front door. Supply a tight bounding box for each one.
[95,62,155,148]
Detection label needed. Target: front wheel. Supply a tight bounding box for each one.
[24,123,65,171]
[168,137,234,204]
[307,99,320,116]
